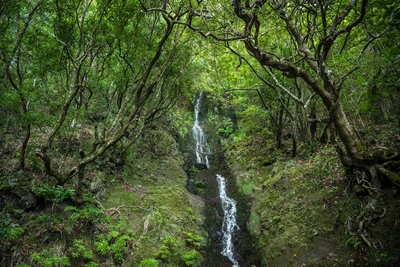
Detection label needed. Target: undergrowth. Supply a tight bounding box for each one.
[0,128,204,267]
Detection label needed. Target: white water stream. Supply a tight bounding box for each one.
[193,92,210,169]
[216,174,240,267]
[192,93,239,267]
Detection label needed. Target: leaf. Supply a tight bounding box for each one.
[64,206,76,212]
[360,100,369,111]
[107,230,120,241]
[354,241,362,249]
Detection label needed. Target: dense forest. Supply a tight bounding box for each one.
[1,0,400,266]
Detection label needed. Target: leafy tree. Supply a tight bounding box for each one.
[0,0,45,169]
[182,0,400,190]
[1,0,195,203]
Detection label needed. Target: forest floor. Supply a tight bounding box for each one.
[0,129,205,267]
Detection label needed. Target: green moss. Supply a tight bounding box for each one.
[248,211,261,236]
[236,175,255,195]
[139,258,159,267]
[387,170,400,185]
[103,151,204,266]
[226,144,357,266]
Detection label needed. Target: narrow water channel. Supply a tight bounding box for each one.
[192,92,240,267]
[216,174,240,267]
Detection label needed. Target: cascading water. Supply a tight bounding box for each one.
[192,92,239,267]
[217,174,240,267]
[192,92,210,169]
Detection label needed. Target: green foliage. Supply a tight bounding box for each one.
[154,235,178,262]
[345,236,359,249]
[181,250,201,266]
[217,117,234,138]
[302,139,320,155]
[68,239,93,259]
[139,259,159,267]
[110,235,132,261]
[183,207,201,222]
[65,204,106,226]
[153,211,163,225]
[94,239,109,256]
[107,230,120,240]
[0,210,27,243]
[354,241,362,249]
[170,108,194,139]
[154,245,171,261]
[35,213,64,230]
[30,251,70,267]
[94,231,133,262]
[273,215,281,221]
[183,232,203,248]
[186,207,193,215]
[33,185,75,203]
[193,180,206,195]
[237,176,254,195]
[163,235,177,248]
[7,226,25,240]
[153,233,202,266]
[188,167,200,177]
[230,130,248,145]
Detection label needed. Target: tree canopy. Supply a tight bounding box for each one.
[1,0,400,201]
[1,0,400,266]
[1,0,197,202]
[179,0,400,191]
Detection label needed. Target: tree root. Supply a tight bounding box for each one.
[104,204,149,218]
[354,169,383,196]
[378,166,400,188]
[351,200,386,249]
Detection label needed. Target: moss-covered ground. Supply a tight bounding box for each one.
[104,153,205,266]
[224,133,400,266]
[0,129,205,267]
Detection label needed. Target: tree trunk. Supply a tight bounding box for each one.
[19,123,30,170]
[309,102,317,139]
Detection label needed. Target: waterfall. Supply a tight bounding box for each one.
[217,174,240,267]
[192,92,239,267]
[192,92,210,168]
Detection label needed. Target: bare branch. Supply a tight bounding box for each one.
[319,0,368,61]
[263,66,305,106]
[172,20,246,41]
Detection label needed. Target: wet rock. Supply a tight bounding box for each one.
[194,162,207,170]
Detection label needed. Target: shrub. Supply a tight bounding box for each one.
[182,250,200,266]
[33,185,75,203]
[184,232,203,248]
[139,259,159,267]
[94,231,133,262]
